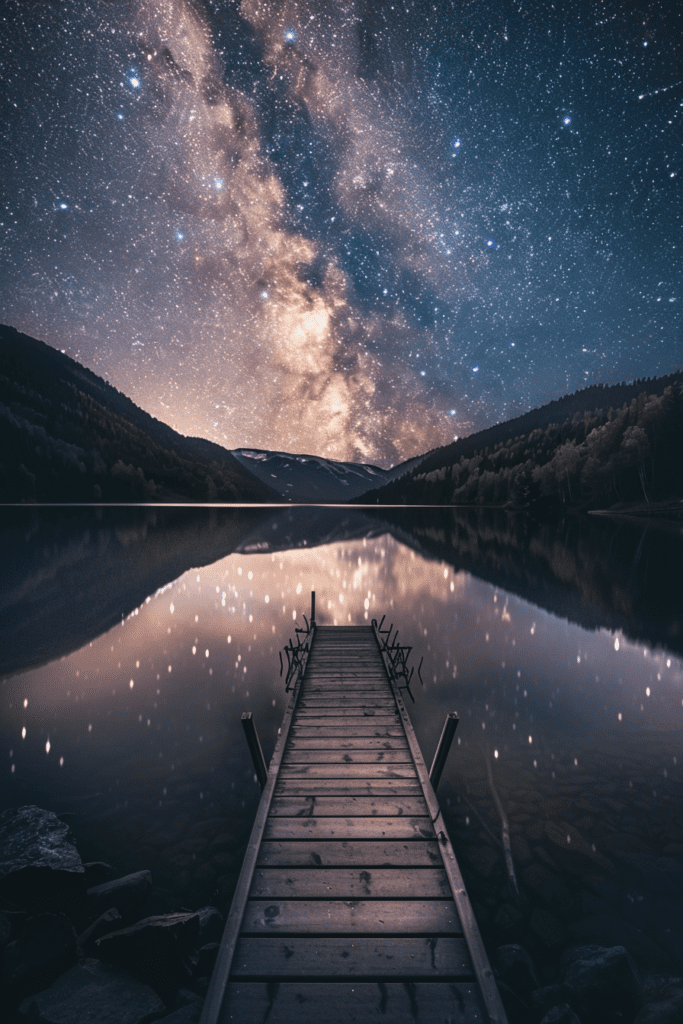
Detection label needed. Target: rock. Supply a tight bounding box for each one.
[196,906,223,946]
[559,944,604,974]
[77,908,122,951]
[18,959,165,1023]
[87,870,152,919]
[531,985,573,1016]
[540,1006,581,1024]
[529,907,567,949]
[95,911,200,1002]
[0,807,85,915]
[494,943,539,1000]
[2,913,77,989]
[564,945,644,1021]
[569,914,673,973]
[521,862,576,920]
[82,862,114,888]
[635,986,683,1024]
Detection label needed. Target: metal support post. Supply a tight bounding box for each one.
[241,712,268,790]
[429,712,459,791]
[310,590,316,627]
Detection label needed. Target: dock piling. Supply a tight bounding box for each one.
[241,712,268,790]
[310,589,316,627]
[429,711,459,791]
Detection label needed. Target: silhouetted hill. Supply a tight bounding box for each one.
[360,372,683,513]
[0,324,278,503]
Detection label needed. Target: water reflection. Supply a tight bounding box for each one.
[1,506,683,979]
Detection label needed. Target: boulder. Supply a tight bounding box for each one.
[569,914,673,973]
[2,913,77,989]
[18,959,165,1024]
[0,807,85,915]
[494,943,539,1000]
[95,911,200,1003]
[564,945,644,1021]
[531,985,573,1017]
[87,870,152,919]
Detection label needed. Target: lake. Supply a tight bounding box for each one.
[1,504,682,990]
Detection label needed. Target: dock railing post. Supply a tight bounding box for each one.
[429,711,459,791]
[241,712,268,790]
[310,590,316,627]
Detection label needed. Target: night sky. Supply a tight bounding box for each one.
[1,0,681,466]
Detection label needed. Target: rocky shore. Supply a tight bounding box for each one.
[0,806,223,1023]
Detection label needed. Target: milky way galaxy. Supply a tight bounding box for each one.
[1,0,681,464]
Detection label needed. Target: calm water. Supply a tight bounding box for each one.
[1,505,682,982]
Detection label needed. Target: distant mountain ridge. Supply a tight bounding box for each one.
[231,448,426,502]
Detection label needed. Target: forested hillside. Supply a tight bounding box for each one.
[362,374,683,513]
[0,325,277,504]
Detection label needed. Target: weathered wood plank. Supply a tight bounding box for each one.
[242,899,462,935]
[293,714,400,724]
[257,840,444,868]
[298,701,396,710]
[290,726,405,738]
[219,981,487,1023]
[231,936,472,978]
[274,779,422,796]
[263,817,435,841]
[250,867,451,899]
[279,764,417,778]
[282,749,413,764]
[287,737,408,750]
[269,795,427,817]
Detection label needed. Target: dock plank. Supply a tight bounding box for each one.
[279,764,417,778]
[269,795,427,816]
[282,749,413,764]
[231,936,473,978]
[263,817,435,841]
[257,840,443,867]
[242,899,462,935]
[219,981,487,1023]
[250,867,451,899]
[274,779,422,796]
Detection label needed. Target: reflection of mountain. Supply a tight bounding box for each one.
[1,505,681,678]
[366,507,683,658]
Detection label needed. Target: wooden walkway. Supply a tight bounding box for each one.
[201,625,507,1024]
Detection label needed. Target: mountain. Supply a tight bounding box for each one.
[357,372,683,513]
[0,323,279,504]
[231,448,425,502]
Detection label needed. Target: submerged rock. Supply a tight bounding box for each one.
[564,944,644,1021]
[87,870,152,919]
[95,911,200,1001]
[494,943,539,1000]
[0,807,85,915]
[18,959,165,1024]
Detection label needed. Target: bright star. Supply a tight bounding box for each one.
[285,29,296,42]
[214,178,223,191]
[449,409,457,416]
[58,202,68,210]
[452,137,462,149]
[116,112,125,121]
[485,239,500,249]
[175,230,185,241]
[563,116,571,125]
[472,366,479,372]
[260,290,269,300]
[129,72,141,89]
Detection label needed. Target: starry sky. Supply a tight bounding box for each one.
[1,0,681,466]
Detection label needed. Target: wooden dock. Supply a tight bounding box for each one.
[201,624,508,1023]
